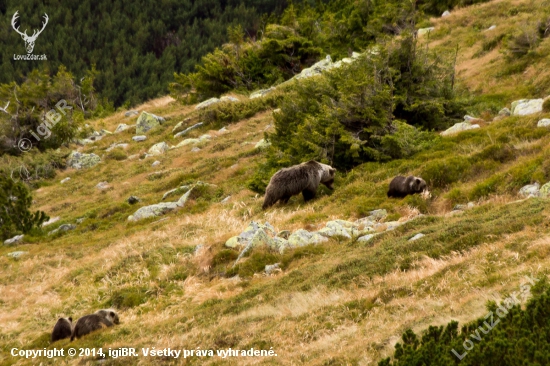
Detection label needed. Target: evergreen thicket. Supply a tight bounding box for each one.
[379,280,550,366]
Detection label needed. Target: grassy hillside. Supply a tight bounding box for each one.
[3,0,550,365]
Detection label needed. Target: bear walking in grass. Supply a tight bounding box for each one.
[51,317,73,343]
[262,160,336,209]
[71,309,120,341]
[387,175,427,198]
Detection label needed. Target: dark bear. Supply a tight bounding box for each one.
[71,309,120,341]
[51,317,72,343]
[262,160,336,209]
[387,175,427,198]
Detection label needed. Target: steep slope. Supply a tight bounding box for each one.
[3,0,550,365]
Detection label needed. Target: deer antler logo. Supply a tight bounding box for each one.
[11,11,48,54]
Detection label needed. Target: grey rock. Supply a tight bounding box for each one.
[148,142,170,156]
[4,235,24,246]
[220,96,239,103]
[225,222,277,249]
[265,263,281,275]
[48,224,76,236]
[162,185,190,201]
[152,161,161,167]
[417,27,435,36]
[498,107,511,116]
[537,119,550,127]
[76,217,86,224]
[287,229,328,248]
[442,10,451,17]
[125,110,139,117]
[96,181,110,190]
[106,143,129,152]
[519,182,541,198]
[440,122,480,136]
[195,97,220,110]
[115,123,131,133]
[132,135,147,142]
[60,177,71,184]
[67,151,101,169]
[42,216,60,227]
[357,234,375,243]
[277,230,291,239]
[539,182,550,198]
[173,122,204,138]
[221,196,231,203]
[368,209,387,221]
[511,98,544,116]
[250,87,275,99]
[7,251,27,259]
[136,112,165,134]
[409,233,425,241]
[487,25,497,31]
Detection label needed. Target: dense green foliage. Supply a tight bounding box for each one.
[0,66,99,155]
[0,0,307,107]
[379,279,550,366]
[0,175,48,240]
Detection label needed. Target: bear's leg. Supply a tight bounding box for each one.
[281,195,291,204]
[302,189,316,202]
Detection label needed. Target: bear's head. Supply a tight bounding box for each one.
[319,163,336,190]
[409,176,427,193]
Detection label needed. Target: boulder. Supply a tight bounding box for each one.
[277,230,291,239]
[287,229,328,248]
[195,98,220,110]
[136,112,165,134]
[67,151,101,169]
[174,122,204,138]
[357,234,375,243]
[125,110,139,117]
[127,202,180,222]
[417,27,435,36]
[498,107,511,116]
[175,138,200,148]
[293,55,333,81]
[368,209,387,221]
[225,221,277,249]
[148,142,170,156]
[519,182,540,198]
[409,233,425,241]
[115,123,131,133]
[4,234,24,246]
[132,135,147,142]
[250,87,275,99]
[162,185,190,201]
[537,119,550,127]
[442,10,451,17]
[440,122,480,136]
[511,99,544,116]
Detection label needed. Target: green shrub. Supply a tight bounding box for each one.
[0,175,49,240]
[469,174,505,200]
[105,148,128,161]
[108,286,149,309]
[421,157,471,188]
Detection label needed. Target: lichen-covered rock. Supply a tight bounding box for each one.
[540,182,550,198]
[265,263,281,275]
[4,235,24,246]
[440,122,480,136]
[511,99,544,116]
[368,209,387,221]
[106,143,129,152]
[175,138,200,148]
[519,182,540,198]
[67,151,101,169]
[498,107,511,116]
[225,221,277,249]
[317,220,357,239]
[537,119,550,127]
[136,112,165,134]
[288,229,328,248]
[195,97,220,110]
[148,142,170,156]
[254,139,271,149]
[127,202,179,222]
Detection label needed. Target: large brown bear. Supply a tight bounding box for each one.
[262,160,336,209]
[387,175,427,198]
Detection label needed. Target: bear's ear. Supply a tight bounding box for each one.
[68,317,72,322]
[110,311,116,318]
[329,168,336,175]
[416,178,421,184]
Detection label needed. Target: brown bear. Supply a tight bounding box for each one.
[262,160,336,209]
[51,317,73,343]
[387,175,427,198]
[71,309,120,341]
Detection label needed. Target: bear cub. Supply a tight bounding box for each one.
[387,175,427,198]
